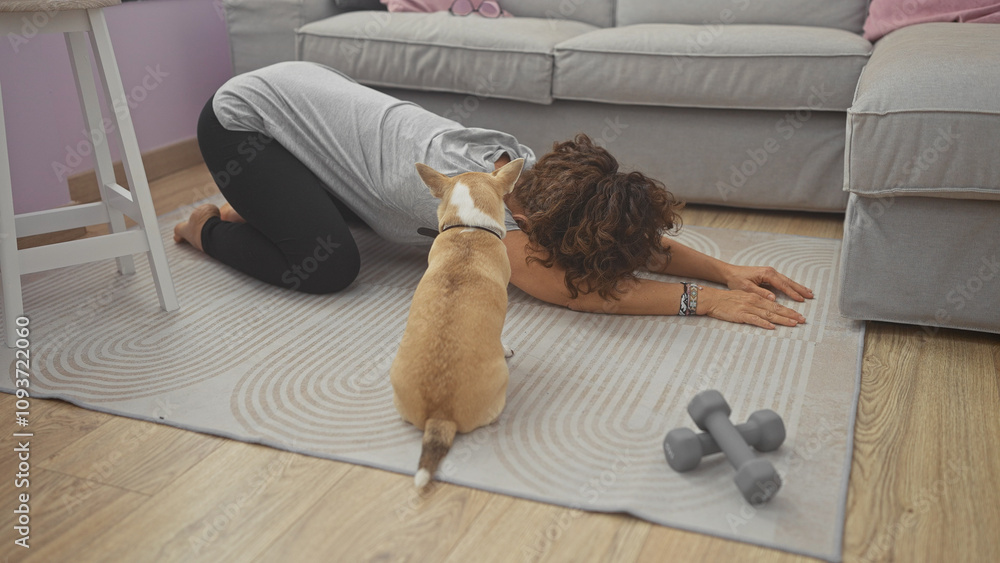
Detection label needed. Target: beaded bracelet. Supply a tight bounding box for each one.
[679,282,701,316]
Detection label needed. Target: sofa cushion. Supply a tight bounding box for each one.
[553,24,871,111]
[297,11,597,104]
[616,0,870,34]
[840,193,1000,334]
[845,23,1000,200]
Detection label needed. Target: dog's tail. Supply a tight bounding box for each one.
[415,418,458,488]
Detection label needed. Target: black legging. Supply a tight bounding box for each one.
[196,96,361,294]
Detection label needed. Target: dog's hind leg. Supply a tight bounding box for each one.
[484,388,507,425]
[393,392,418,425]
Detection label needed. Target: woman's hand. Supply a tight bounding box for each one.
[722,265,814,303]
[698,286,806,330]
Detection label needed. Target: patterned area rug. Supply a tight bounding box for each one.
[0,200,863,561]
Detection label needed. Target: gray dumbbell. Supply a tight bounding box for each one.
[685,390,783,504]
[664,409,785,473]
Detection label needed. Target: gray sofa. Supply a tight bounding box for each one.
[839,23,1000,335]
[225,0,872,212]
[222,0,1000,334]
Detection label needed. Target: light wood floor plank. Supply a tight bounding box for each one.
[37,415,225,496]
[540,512,651,563]
[0,467,149,563]
[444,495,581,563]
[0,395,113,470]
[149,162,221,216]
[603,517,653,563]
[681,204,844,240]
[444,492,650,563]
[842,324,1000,563]
[637,524,810,563]
[69,442,352,563]
[256,467,492,562]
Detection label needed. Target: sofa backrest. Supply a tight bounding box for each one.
[502,0,615,28]
[616,0,870,34]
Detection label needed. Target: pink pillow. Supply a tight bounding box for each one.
[864,0,1000,41]
[380,0,512,16]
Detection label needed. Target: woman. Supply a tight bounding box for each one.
[175,62,812,329]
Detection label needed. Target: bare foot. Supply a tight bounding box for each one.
[173,204,221,252]
[219,203,246,223]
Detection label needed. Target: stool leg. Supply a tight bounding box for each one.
[0,78,24,347]
[65,30,135,276]
[86,8,178,312]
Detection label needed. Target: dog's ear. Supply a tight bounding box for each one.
[492,158,525,194]
[415,163,450,199]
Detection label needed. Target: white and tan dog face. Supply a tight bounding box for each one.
[416,159,525,230]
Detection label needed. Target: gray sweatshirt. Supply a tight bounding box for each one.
[212,61,536,245]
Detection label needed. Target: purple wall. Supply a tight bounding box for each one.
[0,0,233,214]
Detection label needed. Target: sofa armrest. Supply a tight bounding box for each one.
[224,0,361,75]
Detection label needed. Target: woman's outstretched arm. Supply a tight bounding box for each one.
[505,231,806,329]
[649,236,814,302]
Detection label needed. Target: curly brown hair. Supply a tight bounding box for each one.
[510,133,683,300]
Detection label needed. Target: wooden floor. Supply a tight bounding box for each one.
[2,163,998,562]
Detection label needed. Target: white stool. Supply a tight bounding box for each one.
[0,0,179,347]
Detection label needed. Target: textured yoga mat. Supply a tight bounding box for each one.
[0,198,863,561]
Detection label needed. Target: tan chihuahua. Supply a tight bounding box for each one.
[390,158,525,489]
